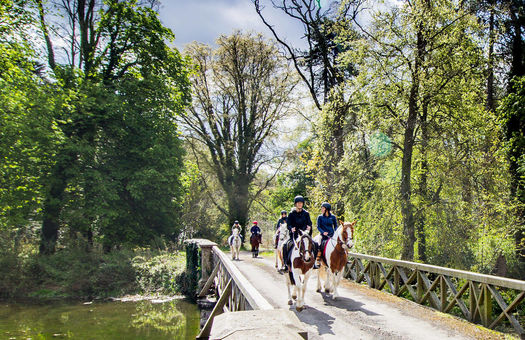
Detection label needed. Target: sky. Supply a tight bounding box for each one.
[157,0,309,51]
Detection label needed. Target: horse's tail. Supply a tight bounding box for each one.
[288,271,296,285]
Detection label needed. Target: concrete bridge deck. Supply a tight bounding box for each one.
[230,250,508,340]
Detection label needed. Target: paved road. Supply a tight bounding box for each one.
[230,251,506,340]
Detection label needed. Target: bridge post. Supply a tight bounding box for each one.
[197,240,217,292]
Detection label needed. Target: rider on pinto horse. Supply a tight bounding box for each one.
[315,202,338,268]
[282,195,319,270]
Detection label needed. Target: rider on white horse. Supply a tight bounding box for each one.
[228,221,243,245]
[315,202,338,267]
[274,210,288,249]
[282,195,316,270]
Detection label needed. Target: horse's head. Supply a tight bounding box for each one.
[296,230,315,262]
[338,220,356,250]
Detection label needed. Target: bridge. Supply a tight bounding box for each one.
[185,239,525,339]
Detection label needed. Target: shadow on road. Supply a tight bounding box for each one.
[320,292,380,316]
[291,304,336,336]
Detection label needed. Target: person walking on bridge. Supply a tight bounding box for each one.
[315,202,338,268]
[274,210,288,249]
[283,195,314,270]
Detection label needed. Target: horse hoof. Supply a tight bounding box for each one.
[325,288,330,293]
[316,289,321,293]
[288,300,293,305]
[292,295,297,300]
[296,306,303,312]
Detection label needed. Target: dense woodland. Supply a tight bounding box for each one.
[0,0,524,300]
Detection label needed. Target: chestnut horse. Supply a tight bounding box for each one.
[286,230,315,311]
[250,232,262,258]
[315,220,355,299]
[275,222,290,272]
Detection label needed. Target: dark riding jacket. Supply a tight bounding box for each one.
[287,208,312,239]
[275,217,287,230]
[250,225,261,234]
[317,213,338,239]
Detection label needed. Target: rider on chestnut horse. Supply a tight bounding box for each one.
[282,195,318,270]
[250,221,261,239]
[315,202,338,268]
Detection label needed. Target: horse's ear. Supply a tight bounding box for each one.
[338,219,344,226]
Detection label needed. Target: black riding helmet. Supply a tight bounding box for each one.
[294,195,305,204]
[321,202,331,211]
[280,210,287,215]
[234,220,239,224]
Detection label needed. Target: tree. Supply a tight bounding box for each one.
[253,0,363,216]
[34,0,191,253]
[181,32,297,241]
[344,0,490,260]
[0,0,62,232]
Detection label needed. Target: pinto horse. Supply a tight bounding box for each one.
[250,232,262,258]
[286,230,315,311]
[315,220,355,299]
[275,222,290,271]
[230,228,241,261]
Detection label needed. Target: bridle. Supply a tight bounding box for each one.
[295,234,314,262]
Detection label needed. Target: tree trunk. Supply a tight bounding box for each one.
[226,175,250,244]
[401,26,425,261]
[416,102,429,263]
[486,3,495,112]
[40,149,75,254]
[508,1,525,265]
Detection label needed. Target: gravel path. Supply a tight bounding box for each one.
[230,251,508,340]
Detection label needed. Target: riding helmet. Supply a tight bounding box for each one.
[294,195,305,204]
[234,220,239,224]
[321,202,331,211]
[280,210,287,215]
[253,221,258,225]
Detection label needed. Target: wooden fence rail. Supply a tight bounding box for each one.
[345,252,525,338]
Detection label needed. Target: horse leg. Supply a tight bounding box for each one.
[316,264,323,293]
[325,269,333,293]
[285,273,293,305]
[333,270,343,299]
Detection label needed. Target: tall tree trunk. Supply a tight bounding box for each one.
[416,102,429,263]
[40,149,75,254]
[486,3,496,112]
[226,175,250,244]
[508,1,525,265]
[401,25,425,260]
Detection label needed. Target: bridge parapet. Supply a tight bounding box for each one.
[346,252,525,338]
[185,239,306,339]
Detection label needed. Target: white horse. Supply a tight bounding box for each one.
[275,222,290,271]
[315,221,355,299]
[230,228,241,261]
[286,230,315,311]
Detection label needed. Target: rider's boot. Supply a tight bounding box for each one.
[282,242,289,271]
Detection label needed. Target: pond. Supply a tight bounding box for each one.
[0,298,200,339]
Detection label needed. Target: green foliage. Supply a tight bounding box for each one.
[132,252,186,295]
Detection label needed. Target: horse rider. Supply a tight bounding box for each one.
[274,210,288,249]
[315,202,338,268]
[282,195,316,270]
[228,220,243,245]
[250,221,261,236]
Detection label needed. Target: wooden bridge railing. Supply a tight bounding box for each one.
[345,252,525,338]
[185,239,273,339]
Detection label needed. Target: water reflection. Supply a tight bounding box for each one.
[0,298,200,339]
